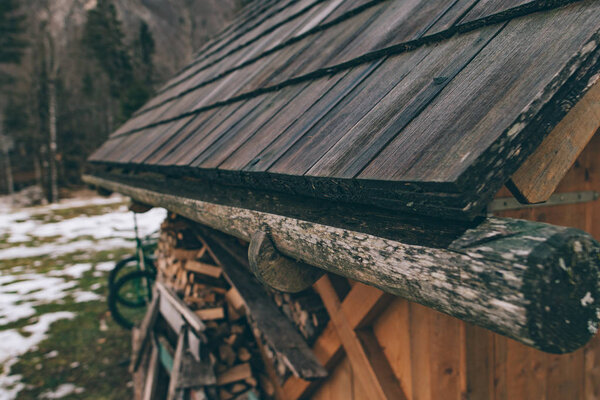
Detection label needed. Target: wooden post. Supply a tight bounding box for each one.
[83,175,600,353]
[509,81,600,203]
[142,341,160,400]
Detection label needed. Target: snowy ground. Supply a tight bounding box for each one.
[0,194,166,399]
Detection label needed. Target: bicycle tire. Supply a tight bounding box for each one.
[108,270,155,330]
[108,256,156,307]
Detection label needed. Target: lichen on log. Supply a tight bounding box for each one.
[83,175,600,353]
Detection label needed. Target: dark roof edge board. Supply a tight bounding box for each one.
[89,160,479,218]
[88,40,600,221]
[455,34,600,208]
[84,168,480,246]
[82,173,600,354]
[126,0,583,126]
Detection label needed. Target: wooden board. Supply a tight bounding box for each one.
[509,80,600,203]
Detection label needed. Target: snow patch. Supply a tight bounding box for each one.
[40,383,85,399]
[0,312,76,400]
[581,292,594,307]
[72,291,103,303]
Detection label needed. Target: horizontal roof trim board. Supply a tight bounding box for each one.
[89,0,600,220]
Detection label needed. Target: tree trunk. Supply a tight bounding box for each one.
[34,155,43,189]
[48,78,58,203]
[0,114,14,197]
[2,143,14,197]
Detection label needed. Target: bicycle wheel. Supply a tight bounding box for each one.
[108,270,155,330]
[108,256,156,307]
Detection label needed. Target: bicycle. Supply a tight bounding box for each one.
[107,212,158,329]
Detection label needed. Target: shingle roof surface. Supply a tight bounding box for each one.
[89,0,600,218]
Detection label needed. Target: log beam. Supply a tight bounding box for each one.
[83,175,600,353]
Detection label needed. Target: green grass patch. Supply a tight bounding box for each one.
[11,299,133,399]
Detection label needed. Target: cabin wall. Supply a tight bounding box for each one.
[306,132,600,400]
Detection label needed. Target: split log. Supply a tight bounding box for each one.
[185,260,222,279]
[217,363,253,386]
[195,307,225,321]
[83,175,600,353]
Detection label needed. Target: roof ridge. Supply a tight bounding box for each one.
[110,0,583,140]
[189,0,284,59]
[134,0,325,117]
[131,0,386,120]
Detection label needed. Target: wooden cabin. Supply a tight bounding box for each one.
[85,0,600,398]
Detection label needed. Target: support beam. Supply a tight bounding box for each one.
[315,275,406,400]
[283,282,389,399]
[83,175,600,353]
[509,81,600,203]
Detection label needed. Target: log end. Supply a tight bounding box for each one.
[526,229,600,353]
[248,231,324,293]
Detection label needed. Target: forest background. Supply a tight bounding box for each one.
[0,0,242,201]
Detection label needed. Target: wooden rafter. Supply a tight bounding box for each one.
[314,275,406,400]
[283,281,392,398]
[509,80,600,203]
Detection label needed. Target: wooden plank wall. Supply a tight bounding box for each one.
[303,132,600,400]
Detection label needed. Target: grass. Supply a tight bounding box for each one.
[0,196,160,399]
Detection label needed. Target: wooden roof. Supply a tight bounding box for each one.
[89,0,600,219]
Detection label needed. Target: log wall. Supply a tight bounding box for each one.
[302,132,600,400]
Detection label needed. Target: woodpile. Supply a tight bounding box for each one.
[148,214,329,399]
[271,291,328,346]
[157,214,328,345]
[155,215,265,398]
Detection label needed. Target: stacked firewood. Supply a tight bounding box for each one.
[155,214,330,396]
[157,214,328,344]
[270,290,328,346]
[156,215,277,399]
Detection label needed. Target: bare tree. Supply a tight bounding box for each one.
[0,117,15,198]
[40,2,65,203]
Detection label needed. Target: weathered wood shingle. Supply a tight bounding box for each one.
[89,0,600,219]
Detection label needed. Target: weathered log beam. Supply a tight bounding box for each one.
[83,175,600,353]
